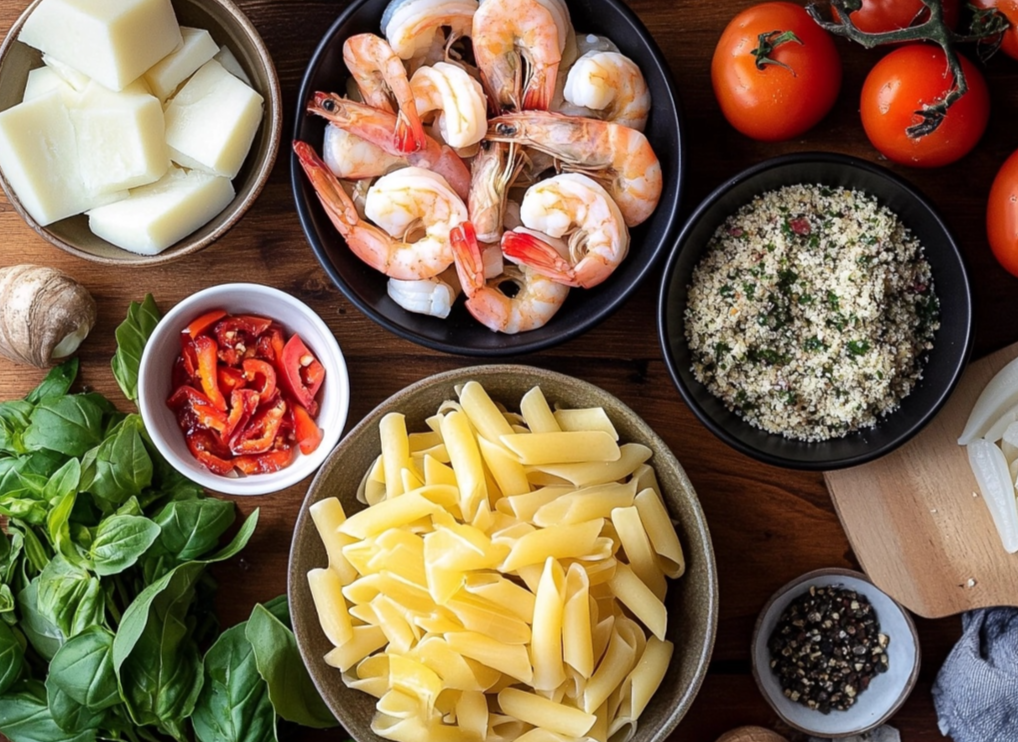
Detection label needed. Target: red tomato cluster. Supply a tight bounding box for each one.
[168,309,325,476]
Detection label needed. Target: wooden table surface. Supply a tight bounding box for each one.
[2,0,1016,739]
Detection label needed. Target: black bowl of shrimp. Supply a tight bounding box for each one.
[291,0,684,355]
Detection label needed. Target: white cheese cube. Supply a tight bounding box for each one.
[70,81,168,194]
[164,60,263,178]
[213,45,250,86]
[23,66,75,102]
[0,90,124,225]
[144,27,219,101]
[19,0,182,92]
[42,54,90,91]
[87,168,235,255]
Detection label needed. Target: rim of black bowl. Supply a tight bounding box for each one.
[656,152,974,471]
[290,0,685,356]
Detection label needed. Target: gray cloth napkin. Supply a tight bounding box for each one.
[932,608,1018,741]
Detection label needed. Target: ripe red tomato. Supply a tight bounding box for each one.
[971,0,1018,60]
[859,45,990,168]
[836,0,960,33]
[711,2,842,142]
[987,149,1018,277]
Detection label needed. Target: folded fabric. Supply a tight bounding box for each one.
[932,608,1018,741]
[809,724,899,742]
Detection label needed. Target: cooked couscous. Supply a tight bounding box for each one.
[685,184,940,442]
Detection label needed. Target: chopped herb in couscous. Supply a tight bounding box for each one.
[684,184,940,442]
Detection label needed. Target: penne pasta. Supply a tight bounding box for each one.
[478,436,531,497]
[340,490,439,539]
[562,563,594,678]
[634,488,685,579]
[531,557,566,691]
[498,688,597,738]
[608,563,667,641]
[626,636,674,719]
[502,519,604,572]
[520,386,561,433]
[441,410,488,521]
[324,625,388,672]
[553,407,619,440]
[380,412,411,499]
[611,506,667,600]
[307,567,354,646]
[445,631,534,685]
[308,497,359,585]
[500,431,621,466]
[532,481,637,527]
[530,443,652,487]
[459,380,516,445]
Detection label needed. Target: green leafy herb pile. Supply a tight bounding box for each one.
[0,297,339,742]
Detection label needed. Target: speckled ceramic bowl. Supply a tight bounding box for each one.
[0,0,282,266]
[288,365,717,742]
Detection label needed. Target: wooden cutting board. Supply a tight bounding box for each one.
[825,342,1018,619]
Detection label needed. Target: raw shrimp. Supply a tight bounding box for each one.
[387,275,459,317]
[468,140,523,243]
[343,33,426,153]
[410,62,487,148]
[563,51,650,131]
[501,172,629,289]
[487,110,661,226]
[451,222,569,333]
[382,0,479,60]
[294,142,464,280]
[471,0,570,111]
[308,92,471,200]
[323,124,406,179]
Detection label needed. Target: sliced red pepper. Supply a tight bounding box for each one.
[218,366,247,394]
[235,446,296,475]
[223,389,260,440]
[186,430,235,475]
[194,335,227,412]
[185,309,228,340]
[172,356,192,391]
[279,334,325,416]
[230,397,287,455]
[242,358,276,399]
[167,386,229,434]
[181,339,199,380]
[215,315,274,366]
[292,404,323,455]
[255,326,286,364]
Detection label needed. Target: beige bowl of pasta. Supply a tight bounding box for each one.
[288,365,718,742]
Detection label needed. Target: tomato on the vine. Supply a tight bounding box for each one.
[987,149,1018,277]
[859,44,989,168]
[971,0,1018,59]
[836,0,960,33]
[711,2,842,142]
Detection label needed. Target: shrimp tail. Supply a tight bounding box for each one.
[501,230,578,286]
[450,222,486,297]
[292,140,360,235]
[394,109,426,154]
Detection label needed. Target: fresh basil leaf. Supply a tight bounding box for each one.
[80,416,152,508]
[20,451,69,480]
[0,680,96,742]
[193,623,276,742]
[21,527,51,576]
[46,491,81,567]
[114,497,143,518]
[47,627,119,712]
[153,499,235,562]
[0,495,48,526]
[0,620,24,694]
[0,584,14,619]
[111,295,161,403]
[44,681,105,734]
[24,360,78,406]
[245,604,337,729]
[0,401,33,456]
[37,557,103,638]
[23,396,104,457]
[89,515,160,577]
[17,580,64,661]
[262,595,290,627]
[43,459,80,504]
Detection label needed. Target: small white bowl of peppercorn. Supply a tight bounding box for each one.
[751,568,920,738]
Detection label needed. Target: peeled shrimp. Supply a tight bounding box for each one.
[451,222,569,333]
[487,110,662,226]
[471,0,570,111]
[294,142,464,280]
[410,62,487,148]
[343,33,426,153]
[468,140,523,244]
[501,172,629,289]
[387,275,459,318]
[382,0,479,60]
[323,124,406,179]
[308,92,471,200]
[563,51,650,132]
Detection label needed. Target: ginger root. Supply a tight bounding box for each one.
[0,265,97,367]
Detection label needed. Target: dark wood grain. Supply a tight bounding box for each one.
[2,0,1005,738]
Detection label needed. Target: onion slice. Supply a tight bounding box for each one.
[966,439,1018,554]
[959,356,1018,445]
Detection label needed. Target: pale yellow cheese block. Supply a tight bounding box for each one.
[87,167,234,255]
[42,53,89,92]
[144,26,219,101]
[19,0,182,92]
[23,66,74,102]
[164,59,263,179]
[213,45,250,86]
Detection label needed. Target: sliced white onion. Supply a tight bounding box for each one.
[959,355,1018,444]
[982,401,1018,443]
[966,438,1018,553]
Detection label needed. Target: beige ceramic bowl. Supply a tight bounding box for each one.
[0,0,282,266]
[288,365,718,742]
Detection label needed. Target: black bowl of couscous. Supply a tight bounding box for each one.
[657,152,973,471]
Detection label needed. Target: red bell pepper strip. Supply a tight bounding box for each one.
[279,334,325,416]
[194,335,227,412]
[234,446,296,475]
[167,386,229,434]
[242,358,276,399]
[223,389,261,441]
[217,366,247,394]
[186,430,235,475]
[181,340,199,380]
[185,309,227,340]
[292,404,323,455]
[230,397,287,455]
[255,326,286,364]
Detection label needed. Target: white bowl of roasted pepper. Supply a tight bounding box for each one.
[750,568,920,738]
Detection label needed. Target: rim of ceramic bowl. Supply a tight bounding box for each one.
[288,364,718,740]
[750,567,921,738]
[138,282,350,495]
[0,0,283,267]
[656,151,974,470]
[290,0,686,356]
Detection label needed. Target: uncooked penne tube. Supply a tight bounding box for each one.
[339,490,439,539]
[324,625,387,672]
[611,506,667,600]
[380,412,410,499]
[498,687,597,738]
[563,563,594,678]
[456,690,488,741]
[462,572,536,623]
[445,631,534,684]
[500,431,621,466]
[501,519,604,572]
[553,407,619,440]
[441,410,488,520]
[478,436,531,497]
[532,481,637,526]
[582,622,639,714]
[520,386,561,433]
[308,497,358,585]
[531,557,566,691]
[307,567,354,646]
[531,443,652,487]
[459,380,516,444]
[634,488,685,578]
[627,636,674,719]
[608,563,667,641]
